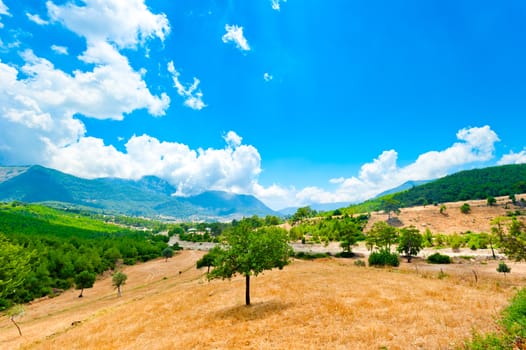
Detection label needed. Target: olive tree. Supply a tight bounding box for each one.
[75,271,96,298]
[112,271,127,297]
[397,226,423,262]
[208,221,293,305]
[162,247,174,262]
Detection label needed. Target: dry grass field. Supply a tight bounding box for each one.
[2,249,525,350]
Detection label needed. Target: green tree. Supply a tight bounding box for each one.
[196,246,221,273]
[487,196,497,206]
[291,206,317,224]
[74,270,96,298]
[439,204,447,215]
[494,217,526,262]
[162,247,174,262]
[208,221,292,305]
[497,261,511,277]
[339,221,362,256]
[380,198,401,220]
[112,271,127,297]
[397,226,423,262]
[0,235,34,299]
[460,203,471,214]
[366,221,398,252]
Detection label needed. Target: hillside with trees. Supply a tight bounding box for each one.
[0,203,172,308]
[342,164,526,215]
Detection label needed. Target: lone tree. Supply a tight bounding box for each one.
[7,304,25,336]
[380,198,401,220]
[339,220,362,257]
[75,270,96,298]
[208,220,293,306]
[497,261,511,278]
[397,226,423,262]
[0,234,33,300]
[460,203,471,214]
[112,271,127,297]
[162,247,174,262]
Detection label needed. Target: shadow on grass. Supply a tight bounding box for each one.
[215,300,294,321]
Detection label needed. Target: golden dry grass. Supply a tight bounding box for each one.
[1,251,522,350]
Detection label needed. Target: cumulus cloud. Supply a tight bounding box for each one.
[51,44,68,55]
[26,13,49,25]
[47,0,170,49]
[47,132,262,197]
[271,0,287,11]
[167,61,206,110]
[270,125,502,209]
[224,131,242,148]
[498,149,526,165]
[0,0,171,165]
[222,24,250,52]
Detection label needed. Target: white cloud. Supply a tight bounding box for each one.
[222,24,250,52]
[47,0,170,49]
[271,0,287,11]
[0,0,9,28]
[498,149,526,165]
[46,132,262,198]
[263,125,502,209]
[0,1,171,165]
[26,13,49,25]
[51,44,68,55]
[0,0,8,15]
[167,61,206,110]
[224,131,242,148]
[263,72,273,82]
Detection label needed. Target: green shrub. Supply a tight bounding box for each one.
[335,251,354,258]
[294,251,331,260]
[368,250,399,267]
[426,252,451,264]
[353,259,366,267]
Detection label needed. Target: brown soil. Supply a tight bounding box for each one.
[366,193,526,235]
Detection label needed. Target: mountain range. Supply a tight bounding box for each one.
[0,165,276,221]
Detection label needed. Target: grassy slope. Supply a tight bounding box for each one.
[0,251,518,350]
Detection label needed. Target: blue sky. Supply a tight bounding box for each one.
[1,1,526,210]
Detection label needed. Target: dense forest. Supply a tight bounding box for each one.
[0,203,172,309]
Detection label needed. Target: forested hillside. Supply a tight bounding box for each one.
[0,203,171,309]
[344,164,526,214]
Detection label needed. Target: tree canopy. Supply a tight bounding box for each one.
[207,220,293,305]
[0,234,33,300]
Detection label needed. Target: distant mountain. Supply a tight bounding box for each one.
[374,180,433,199]
[0,165,277,220]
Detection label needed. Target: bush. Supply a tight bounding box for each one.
[368,250,399,267]
[354,259,366,267]
[427,252,451,264]
[335,251,354,258]
[294,251,331,260]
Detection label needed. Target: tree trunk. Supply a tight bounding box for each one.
[407,255,412,263]
[117,286,122,297]
[245,274,251,306]
[11,317,22,336]
[79,288,84,298]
